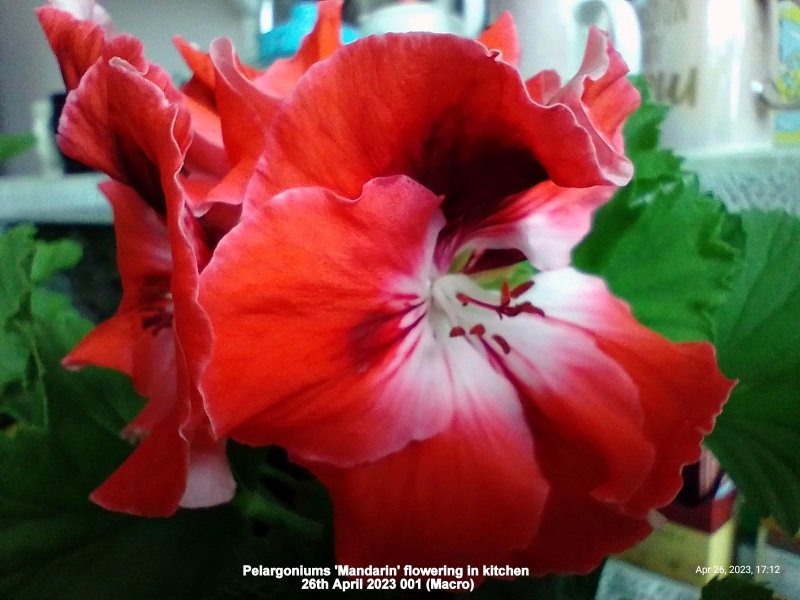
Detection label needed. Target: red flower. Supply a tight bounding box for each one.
[38,0,237,516]
[37,0,368,517]
[197,27,733,573]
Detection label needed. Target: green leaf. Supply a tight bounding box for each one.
[623,76,683,183]
[0,328,30,396]
[0,321,46,427]
[31,239,83,285]
[701,576,775,599]
[0,226,36,325]
[573,176,743,343]
[0,133,35,163]
[706,211,800,535]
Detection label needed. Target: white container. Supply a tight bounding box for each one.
[635,0,781,152]
[357,0,486,37]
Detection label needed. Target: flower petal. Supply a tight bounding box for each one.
[527,269,734,516]
[527,28,640,183]
[180,432,236,509]
[476,11,520,67]
[100,180,172,301]
[90,406,188,517]
[437,275,655,506]
[62,181,171,378]
[513,431,654,574]
[463,181,616,270]
[180,37,281,215]
[210,37,280,166]
[426,268,731,573]
[200,176,466,465]
[62,313,137,375]
[36,4,107,90]
[63,38,235,514]
[254,33,626,224]
[255,0,345,97]
[57,46,189,215]
[303,341,546,568]
[174,35,217,93]
[173,36,230,180]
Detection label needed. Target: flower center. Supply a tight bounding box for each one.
[429,273,544,356]
[140,291,174,335]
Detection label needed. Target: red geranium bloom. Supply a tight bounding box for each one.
[36,0,369,517]
[38,0,238,516]
[198,27,734,573]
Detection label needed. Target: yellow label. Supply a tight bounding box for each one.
[617,520,737,587]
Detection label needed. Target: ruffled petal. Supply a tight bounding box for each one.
[173,36,230,180]
[157,61,237,508]
[527,269,734,516]
[434,275,654,506]
[200,176,468,465]
[476,12,520,67]
[57,46,189,214]
[513,433,654,574]
[90,406,189,517]
[256,0,344,97]
[426,268,732,573]
[527,28,639,182]
[36,4,107,90]
[463,181,616,270]
[504,269,733,572]
[210,38,280,166]
[303,340,546,568]
[55,22,235,514]
[179,37,281,215]
[254,33,628,225]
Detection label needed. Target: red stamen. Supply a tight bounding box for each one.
[505,302,545,318]
[500,281,511,306]
[492,334,511,355]
[470,324,486,336]
[449,326,466,337]
[510,280,535,298]
[456,286,544,320]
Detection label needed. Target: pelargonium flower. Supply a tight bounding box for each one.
[197,27,734,573]
[35,0,386,517]
[36,0,530,518]
[37,0,238,516]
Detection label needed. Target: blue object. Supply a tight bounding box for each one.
[258,2,360,67]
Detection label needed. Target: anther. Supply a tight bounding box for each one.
[510,280,535,298]
[505,302,545,318]
[492,334,511,355]
[455,287,544,320]
[449,326,466,337]
[470,324,486,336]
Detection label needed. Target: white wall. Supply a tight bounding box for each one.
[0,0,253,174]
